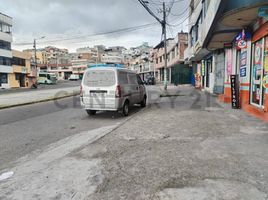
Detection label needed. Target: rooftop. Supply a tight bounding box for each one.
[0,12,12,19]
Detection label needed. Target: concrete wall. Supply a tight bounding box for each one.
[8,73,19,88]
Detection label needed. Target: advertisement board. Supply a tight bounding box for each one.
[226,49,232,82]
[240,50,247,77]
[231,74,240,109]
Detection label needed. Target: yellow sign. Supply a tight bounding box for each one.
[263,75,268,89]
[264,36,268,73]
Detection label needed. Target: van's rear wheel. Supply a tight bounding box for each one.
[140,96,147,107]
[122,101,129,116]
[86,110,97,116]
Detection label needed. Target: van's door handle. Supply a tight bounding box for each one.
[136,87,139,90]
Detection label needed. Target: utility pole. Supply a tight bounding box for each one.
[163,2,168,90]
[33,36,45,74]
[33,39,37,73]
[137,0,169,90]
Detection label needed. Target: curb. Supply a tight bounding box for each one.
[0,92,79,110]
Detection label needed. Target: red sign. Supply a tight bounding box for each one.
[237,39,247,49]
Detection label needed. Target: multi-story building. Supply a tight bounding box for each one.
[10,50,36,88]
[44,46,68,63]
[0,12,12,89]
[70,47,99,79]
[185,0,268,121]
[123,42,155,81]
[23,49,48,64]
[154,32,190,84]
[24,46,69,65]
[77,45,105,63]
[100,46,126,64]
[101,52,123,64]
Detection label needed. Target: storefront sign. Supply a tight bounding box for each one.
[264,36,268,73]
[240,68,246,77]
[258,6,268,17]
[201,61,205,76]
[226,49,233,80]
[231,74,240,109]
[235,30,251,41]
[263,75,268,89]
[255,42,262,66]
[237,40,247,49]
[240,50,247,77]
[223,42,232,48]
[236,30,250,50]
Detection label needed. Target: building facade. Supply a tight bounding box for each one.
[0,12,12,89]
[123,42,155,81]
[10,50,36,88]
[185,0,268,121]
[154,32,190,84]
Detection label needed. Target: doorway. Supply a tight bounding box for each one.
[250,38,265,108]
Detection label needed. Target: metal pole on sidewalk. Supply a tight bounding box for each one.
[34,39,37,73]
[163,2,168,90]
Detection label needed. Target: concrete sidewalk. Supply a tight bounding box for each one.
[0,85,267,200]
[89,85,268,199]
[0,86,79,109]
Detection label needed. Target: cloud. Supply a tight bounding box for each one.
[0,0,189,51]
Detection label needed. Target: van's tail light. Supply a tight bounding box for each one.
[115,85,121,98]
[80,85,83,97]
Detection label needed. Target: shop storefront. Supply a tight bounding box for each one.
[250,21,268,113]
[219,20,268,121]
[200,55,213,92]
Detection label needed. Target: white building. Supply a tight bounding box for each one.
[0,12,12,89]
[101,53,123,64]
[184,0,224,93]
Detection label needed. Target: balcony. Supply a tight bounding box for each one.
[205,0,268,50]
[0,49,12,58]
[221,0,268,28]
[0,13,12,26]
[0,31,12,43]
[0,65,12,73]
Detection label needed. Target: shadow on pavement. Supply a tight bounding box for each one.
[86,105,143,120]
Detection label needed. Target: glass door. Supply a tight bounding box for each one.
[251,39,265,107]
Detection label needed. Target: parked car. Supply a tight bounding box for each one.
[145,76,155,85]
[80,67,147,116]
[68,74,79,81]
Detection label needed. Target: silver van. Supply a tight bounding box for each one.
[80,67,146,116]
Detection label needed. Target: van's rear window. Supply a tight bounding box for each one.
[83,70,116,87]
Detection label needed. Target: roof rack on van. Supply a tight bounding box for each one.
[88,63,124,68]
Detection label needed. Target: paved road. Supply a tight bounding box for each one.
[0,80,81,95]
[0,86,156,171]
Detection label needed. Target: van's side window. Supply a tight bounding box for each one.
[137,75,143,85]
[128,73,138,84]
[118,71,128,84]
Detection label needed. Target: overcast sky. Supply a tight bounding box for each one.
[0,0,189,52]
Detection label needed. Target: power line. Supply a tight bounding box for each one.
[137,0,163,24]
[168,12,190,27]
[13,22,159,46]
[147,0,184,6]
[169,7,188,17]
[167,24,174,38]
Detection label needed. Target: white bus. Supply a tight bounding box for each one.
[37,72,57,84]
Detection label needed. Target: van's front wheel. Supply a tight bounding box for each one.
[86,110,97,116]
